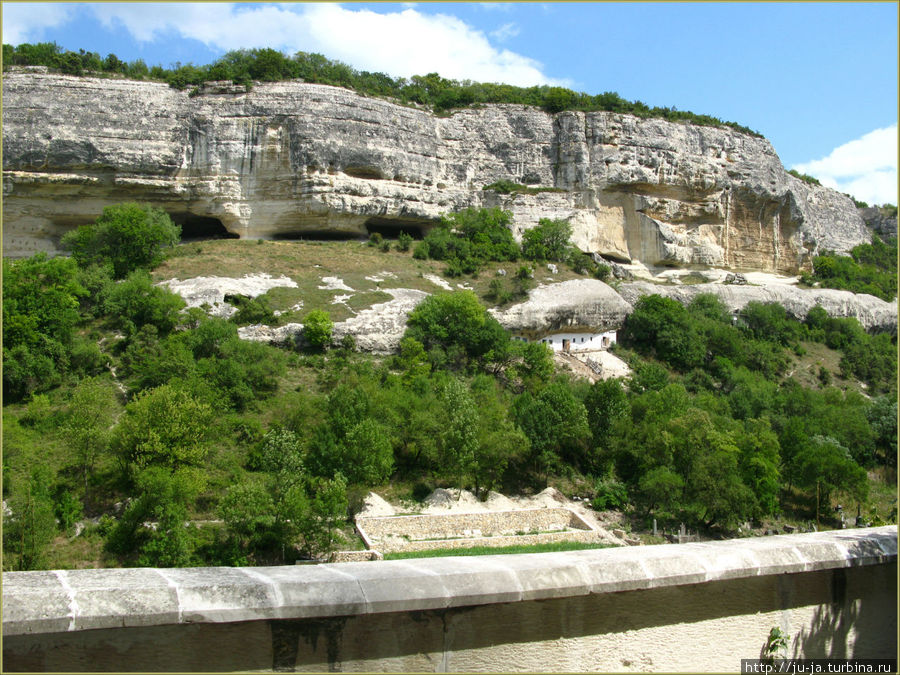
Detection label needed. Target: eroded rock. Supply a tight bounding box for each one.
[3,72,869,273]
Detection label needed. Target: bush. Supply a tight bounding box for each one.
[405,291,511,370]
[61,202,181,279]
[102,270,186,336]
[303,310,333,350]
[112,384,214,473]
[522,219,572,262]
[397,231,413,252]
[592,477,628,511]
[226,294,279,326]
[421,208,519,275]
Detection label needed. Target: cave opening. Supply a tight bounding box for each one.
[172,214,238,241]
[364,217,432,239]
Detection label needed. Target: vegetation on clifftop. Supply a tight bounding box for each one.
[801,234,898,302]
[3,42,763,137]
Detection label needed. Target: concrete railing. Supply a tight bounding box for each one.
[3,526,896,672]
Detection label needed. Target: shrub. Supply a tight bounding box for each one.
[592,477,629,511]
[226,294,279,326]
[397,231,413,252]
[787,169,821,186]
[303,310,333,350]
[102,270,186,336]
[522,219,572,262]
[112,384,214,473]
[61,203,181,279]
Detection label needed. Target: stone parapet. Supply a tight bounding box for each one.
[3,526,895,637]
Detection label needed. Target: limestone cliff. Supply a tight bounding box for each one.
[3,70,869,273]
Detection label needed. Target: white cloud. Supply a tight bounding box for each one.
[477,3,516,13]
[2,3,74,44]
[491,22,520,42]
[84,3,560,87]
[792,125,898,206]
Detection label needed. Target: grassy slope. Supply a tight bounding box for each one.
[7,239,895,568]
[154,239,585,322]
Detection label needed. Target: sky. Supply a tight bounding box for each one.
[3,1,898,205]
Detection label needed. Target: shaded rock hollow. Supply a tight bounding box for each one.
[3,71,869,274]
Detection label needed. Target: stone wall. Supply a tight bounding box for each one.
[357,508,588,538]
[355,508,597,554]
[3,527,896,672]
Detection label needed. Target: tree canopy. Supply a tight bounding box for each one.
[61,202,181,279]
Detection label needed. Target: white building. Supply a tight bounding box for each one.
[512,330,617,352]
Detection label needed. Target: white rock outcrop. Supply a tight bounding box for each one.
[3,71,869,274]
[489,279,632,338]
[159,274,297,318]
[617,282,898,333]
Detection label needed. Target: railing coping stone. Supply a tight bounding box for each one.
[2,526,896,636]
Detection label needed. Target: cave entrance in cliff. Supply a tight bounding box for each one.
[173,214,238,241]
[364,217,430,240]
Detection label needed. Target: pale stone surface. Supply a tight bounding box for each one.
[618,281,898,332]
[489,279,632,338]
[237,287,429,352]
[6,562,894,672]
[3,72,869,273]
[159,273,297,318]
[355,508,598,553]
[332,288,430,353]
[2,527,894,638]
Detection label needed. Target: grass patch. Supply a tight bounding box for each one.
[785,341,867,396]
[383,540,613,560]
[154,238,590,319]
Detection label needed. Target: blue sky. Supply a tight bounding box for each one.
[4,1,898,204]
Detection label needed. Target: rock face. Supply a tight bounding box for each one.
[489,280,632,338]
[859,206,898,239]
[3,71,869,273]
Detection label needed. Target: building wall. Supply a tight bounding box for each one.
[515,330,618,352]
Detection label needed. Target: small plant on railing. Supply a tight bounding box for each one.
[762,626,789,663]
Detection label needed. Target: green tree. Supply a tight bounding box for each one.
[405,291,511,370]
[584,378,629,450]
[514,382,591,477]
[112,385,214,474]
[620,295,705,371]
[2,465,57,570]
[521,218,572,262]
[65,377,118,496]
[440,378,479,493]
[61,202,181,279]
[102,270,186,336]
[2,254,86,400]
[106,466,204,567]
[303,310,333,350]
[795,436,869,520]
[471,376,529,496]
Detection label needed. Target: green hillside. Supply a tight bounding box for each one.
[3,205,896,571]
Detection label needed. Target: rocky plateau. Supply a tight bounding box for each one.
[2,70,871,275]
